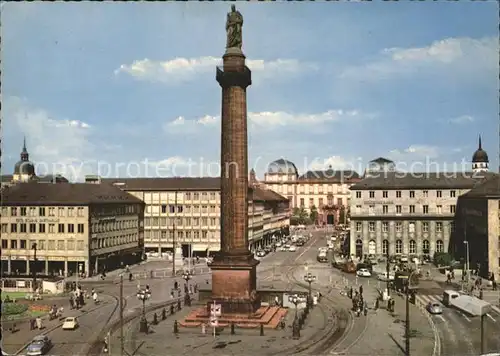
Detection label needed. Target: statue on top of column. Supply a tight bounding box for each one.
[226,5,243,50]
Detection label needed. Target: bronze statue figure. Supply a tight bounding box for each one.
[226,5,243,50]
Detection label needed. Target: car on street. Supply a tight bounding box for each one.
[26,335,52,356]
[275,241,282,247]
[255,250,266,258]
[62,316,79,330]
[288,245,297,252]
[356,268,372,278]
[426,302,443,314]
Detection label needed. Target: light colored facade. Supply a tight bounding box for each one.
[99,177,290,255]
[262,159,361,225]
[1,183,144,277]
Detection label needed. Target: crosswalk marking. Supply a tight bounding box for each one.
[416,294,442,306]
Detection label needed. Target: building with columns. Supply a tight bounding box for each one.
[0,182,144,277]
[262,159,361,225]
[97,177,290,255]
[348,137,496,259]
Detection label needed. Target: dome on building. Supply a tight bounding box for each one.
[13,137,36,177]
[472,135,489,163]
[267,158,298,175]
[14,160,35,175]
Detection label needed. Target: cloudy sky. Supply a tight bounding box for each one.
[2,2,498,181]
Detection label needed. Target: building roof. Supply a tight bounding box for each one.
[101,177,289,203]
[472,135,489,163]
[298,169,360,181]
[1,175,13,183]
[350,171,498,190]
[101,177,221,191]
[369,157,394,164]
[1,182,144,206]
[251,187,288,202]
[460,175,500,199]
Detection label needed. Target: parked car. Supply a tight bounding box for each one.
[27,335,52,356]
[288,245,297,252]
[62,317,79,330]
[356,268,372,278]
[426,302,443,315]
[255,250,266,258]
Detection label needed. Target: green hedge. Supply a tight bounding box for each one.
[3,303,29,316]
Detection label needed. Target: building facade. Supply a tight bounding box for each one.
[1,182,145,277]
[98,177,290,255]
[262,159,361,225]
[349,139,494,259]
[451,175,500,280]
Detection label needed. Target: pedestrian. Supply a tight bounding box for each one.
[359,285,363,296]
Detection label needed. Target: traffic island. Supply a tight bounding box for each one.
[121,300,337,356]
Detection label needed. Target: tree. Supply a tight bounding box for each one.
[309,205,318,225]
[291,207,310,225]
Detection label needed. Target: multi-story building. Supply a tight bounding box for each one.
[349,138,495,258]
[262,159,361,225]
[97,177,290,255]
[1,182,145,277]
[452,175,500,280]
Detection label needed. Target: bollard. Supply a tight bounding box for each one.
[170,304,175,315]
[162,308,167,320]
[231,323,235,335]
[260,323,264,336]
[177,300,182,310]
[173,320,179,334]
[153,313,158,325]
[292,321,300,339]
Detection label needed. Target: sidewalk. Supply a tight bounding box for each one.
[2,295,115,355]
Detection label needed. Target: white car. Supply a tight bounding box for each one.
[62,317,79,330]
[288,245,297,252]
[356,268,372,278]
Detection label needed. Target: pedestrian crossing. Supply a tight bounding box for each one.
[415,294,500,322]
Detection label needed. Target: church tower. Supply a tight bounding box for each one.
[13,137,36,182]
[472,135,489,173]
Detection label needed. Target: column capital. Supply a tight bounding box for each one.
[216,66,252,89]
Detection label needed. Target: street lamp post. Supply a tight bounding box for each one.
[463,240,470,285]
[303,272,316,308]
[137,287,151,333]
[405,271,418,356]
[183,271,192,306]
[32,243,37,293]
[288,294,299,321]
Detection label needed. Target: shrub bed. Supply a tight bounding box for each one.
[3,303,29,316]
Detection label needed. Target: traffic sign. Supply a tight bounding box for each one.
[210,303,222,316]
[209,317,218,327]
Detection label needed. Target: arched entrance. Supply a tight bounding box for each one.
[327,214,334,225]
[368,240,376,255]
[355,239,363,258]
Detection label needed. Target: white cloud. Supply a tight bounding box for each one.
[4,96,94,181]
[163,109,373,133]
[308,155,362,172]
[448,115,475,124]
[388,145,440,161]
[339,37,498,81]
[115,57,316,85]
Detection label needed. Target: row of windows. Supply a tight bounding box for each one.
[355,221,453,233]
[1,239,85,251]
[145,204,220,214]
[2,223,85,234]
[144,217,220,227]
[91,234,138,249]
[270,184,350,195]
[144,230,216,240]
[356,239,445,254]
[355,190,457,199]
[2,205,139,218]
[143,192,218,202]
[91,220,138,233]
[300,197,344,208]
[2,206,86,218]
[355,204,456,215]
